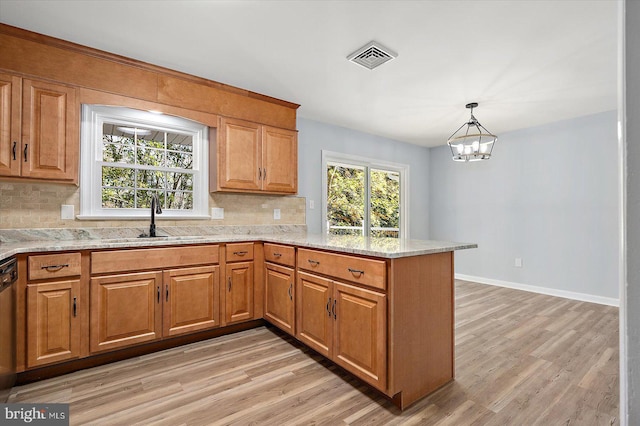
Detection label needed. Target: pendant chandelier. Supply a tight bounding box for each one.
[447,102,497,162]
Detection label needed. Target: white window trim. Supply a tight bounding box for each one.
[321,150,409,239]
[79,105,210,220]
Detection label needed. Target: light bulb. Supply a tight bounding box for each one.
[472,141,480,153]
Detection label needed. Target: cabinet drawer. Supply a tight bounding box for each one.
[297,248,386,291]
[226,243,254,262]
[28,252,81,280]
[91,245,219,274]
[264,243,295,267]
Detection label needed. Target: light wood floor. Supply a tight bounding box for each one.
[8,280,619,425]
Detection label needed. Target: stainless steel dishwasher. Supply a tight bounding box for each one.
[0,257,16,402]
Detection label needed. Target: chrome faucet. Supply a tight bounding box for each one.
[149,193,163,237]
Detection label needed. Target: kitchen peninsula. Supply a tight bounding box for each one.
[0,227,475,409]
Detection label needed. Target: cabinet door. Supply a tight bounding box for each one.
[163,266,220,337]
[225,261,254,324]
[0,73,20,177]
[21,79,78,182]
[217,117,261,191]
[262,126,297,193]
[296,271,332,358]
[264,263,295,335]
[333,281,387,391]
[90,271,162,353]
[26,280,81,368]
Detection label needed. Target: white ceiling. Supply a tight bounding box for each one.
[0,0,618,147]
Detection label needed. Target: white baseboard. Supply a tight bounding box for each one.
[454,273,620,307]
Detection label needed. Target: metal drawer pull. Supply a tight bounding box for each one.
[348,268,365,276]
[273,252,282,257]
[288,283,293,300]
[157,286,160,304]
[326,297,331,317]
[12,141,17,160]
[41,264,69,272]
[23,144,28,162]
[228,276,232,291]
[166,284,169,302]
[308,259,320,266]
[233,251,248,256]
[332,299,337,320]
[73,297,77,317]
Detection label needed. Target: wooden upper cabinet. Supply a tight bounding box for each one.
[262,125,297,193]
[22,79,78,182]
[0,73,78,183]
[216,117,262,191]
[212,117,297,194]
[0,73,21,177]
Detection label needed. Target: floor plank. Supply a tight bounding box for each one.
[8,280,619,425]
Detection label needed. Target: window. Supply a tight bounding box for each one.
[322,151,408,238]
[80,105,209,219]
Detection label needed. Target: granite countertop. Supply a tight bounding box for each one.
[0,226,476,260]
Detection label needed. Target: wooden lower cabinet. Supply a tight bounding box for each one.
[296,271,332,358]
[225,261,254,324]
[90,271,163,353]
[264,262,295,335]
[26,279,81,368]
[333,281,386,390]
[296,271,387,391]
[163,266,220,337]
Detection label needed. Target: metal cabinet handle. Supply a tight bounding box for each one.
[308,259,320,266]
[288,283,293,301]
[157,286,160,304]
[348,268,365,277]
[41,264,69,272]
[228,276,232,291]
[73,297,77,317]
[332,299,337,320]
[12,141,17,160]
[23,143,28,162]
[326,297,332,317]
[233,251,248,256]
[263,168,266,180]
[258,168,262,180]
[273,253,282,257]
[166,284,169,302]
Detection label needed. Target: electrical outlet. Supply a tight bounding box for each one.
[60,205,74,220]
[515,258,523,268]
[309,200,315,209]
[273,209,281,220]
[211,207,224,219]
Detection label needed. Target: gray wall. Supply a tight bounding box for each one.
[429,110,619,301]
[625,0,639,422]
[297,117,430,239]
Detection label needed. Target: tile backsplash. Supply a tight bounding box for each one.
[0,182,306,229]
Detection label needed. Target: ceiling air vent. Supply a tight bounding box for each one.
[347,41,397,70]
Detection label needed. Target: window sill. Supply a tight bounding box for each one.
[75,215,212,221]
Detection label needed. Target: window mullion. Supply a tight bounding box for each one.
[364,165,371,237]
